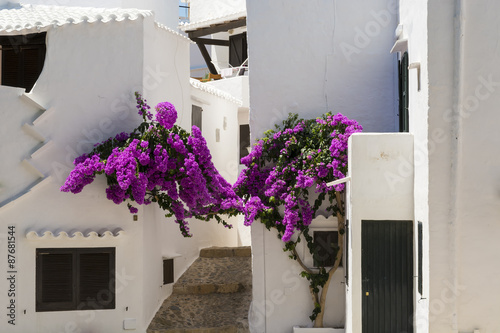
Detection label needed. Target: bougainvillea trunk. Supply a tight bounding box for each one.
[314,193,345,327]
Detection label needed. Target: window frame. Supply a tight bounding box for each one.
[36,247,116,312]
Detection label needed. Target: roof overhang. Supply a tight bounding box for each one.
[185,16,246,39]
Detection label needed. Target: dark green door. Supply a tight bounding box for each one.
[362,220,413,333]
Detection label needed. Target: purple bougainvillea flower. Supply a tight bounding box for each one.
[155,102,177,129]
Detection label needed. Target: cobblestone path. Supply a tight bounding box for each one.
[147,246,252,333]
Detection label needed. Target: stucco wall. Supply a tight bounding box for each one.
[246,0,399,331]
[397,1,500,332]
[189,83,244,244]
[0,13,239,333]
[0,87,45,205]
[453,3,500,330]
[432,1,500,332]
[398,1,431,331]
[347,133,414,333]
[247,0,398,143]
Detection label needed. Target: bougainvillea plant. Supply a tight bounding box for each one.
[234,113,362,327]
[61,92,242,237]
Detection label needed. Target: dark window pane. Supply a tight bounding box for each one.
[192,105,203,131]
[229,32,247,67]
[313,231,340,267]
[239,124,250,160]
[163,258,174,285]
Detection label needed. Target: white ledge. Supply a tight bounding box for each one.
[22,123,46,142]
[190,78,243,106]
[21,92,46,111]
[26,228,125,240]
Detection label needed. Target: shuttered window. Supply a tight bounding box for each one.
[36,248,115,312]
[229,32,247,67]
[0,32,46,93]
[192,105,203,131]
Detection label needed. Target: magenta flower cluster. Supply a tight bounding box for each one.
[155,102,177,130]
[61,92,242,237]
[234,113,362,242]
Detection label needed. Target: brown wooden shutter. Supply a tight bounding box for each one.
[36,250,76,311]
[36,247,115,312]
[79,251,115,310]
[229,32,247,67]
[1,48,20,88]
[0,32,46,92]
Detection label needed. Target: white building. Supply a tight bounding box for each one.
[246,0,500,333]
[0,1,243,332]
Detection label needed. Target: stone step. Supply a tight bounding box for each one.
[147,247,252,333]
[147,291,251,333]
[199,246,251,258]
[173,256,251,295]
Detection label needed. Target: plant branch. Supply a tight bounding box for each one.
[292,247,313,275]
[314,209,345,328]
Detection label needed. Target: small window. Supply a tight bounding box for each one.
[163,258,174,285]
[313,231,342,268]
[192,105,203,132]
[239,124,250,161]
[0,32,46,93]
[36,248,115,312]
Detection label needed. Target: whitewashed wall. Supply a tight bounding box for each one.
[397,1,431,331]
[189,81,247,245]
[346,133,414,333]
[451,3,500,330]
[397,1,500,332]
[0,12,238,333]
[427,1,500,332]
[247,0,398,143]
[246,0,398,331]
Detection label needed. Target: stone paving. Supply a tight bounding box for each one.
[147,247,252,333]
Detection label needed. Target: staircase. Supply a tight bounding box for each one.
[147,246,252,333]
